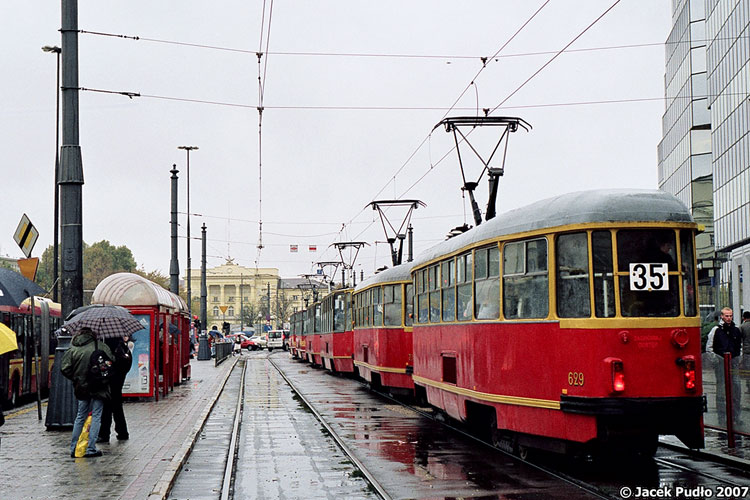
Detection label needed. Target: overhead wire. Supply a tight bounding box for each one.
[255,0,275,266]
[78,29,742,62]
[316,0,553,267]
[74,3,652,274]
[396,0,625,200]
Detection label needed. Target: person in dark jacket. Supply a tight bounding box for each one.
[98,335,132,442]
[61,327,113,458]
[706,307,743,425]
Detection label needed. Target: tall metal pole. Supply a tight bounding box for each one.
[42,45,61,302]
[200,223,207,333]
[178,145,198,322]
[60,0,84,319]
[169,165,180,294]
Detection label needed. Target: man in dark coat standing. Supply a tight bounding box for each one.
[98,335,132,442]
[706,307,743,425]
[61,327,113,458]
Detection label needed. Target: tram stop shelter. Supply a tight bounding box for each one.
[91,272,190,400]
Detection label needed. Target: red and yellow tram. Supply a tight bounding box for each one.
[1,297,61,408]
[289,310,303,359]
[409,189,704,455]
[320,288,354,373]
[353,264,415,393]
[304,302,323,365]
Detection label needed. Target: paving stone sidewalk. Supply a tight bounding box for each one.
[0,357,236,500]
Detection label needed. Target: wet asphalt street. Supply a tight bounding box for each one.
[170,352,600,499]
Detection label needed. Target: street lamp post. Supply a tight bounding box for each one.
[178,145,198,324]
[42,45,61,302]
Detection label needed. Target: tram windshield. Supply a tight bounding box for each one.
[617,229,694,317]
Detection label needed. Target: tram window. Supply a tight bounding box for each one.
[429,265,441,323]
[405,283,414,326]
[334,293,347,331]
[556,233,591,318]
[503,239,549,319]
[475,246,500,320]
[384,285,402,326]
[617,229,679,317]
[680,230,697,317]
[372,286,383,326]
[442,259,456,322]
[456,253,472,321]
[365,290,372,326]
[592,231,616,318]
[315,304,322,332]
[417,269,429,323]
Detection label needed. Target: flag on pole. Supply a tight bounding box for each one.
[290,245,298,253]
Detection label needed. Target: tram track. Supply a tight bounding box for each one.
[361,382,617,500]
[220,359,246,500]
[275,353,750,500]
[363,379,750,499]
[268,355,392,500]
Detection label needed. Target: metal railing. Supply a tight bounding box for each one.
[214,341,233,366]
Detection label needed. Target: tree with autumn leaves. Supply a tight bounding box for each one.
[35,240,169,303]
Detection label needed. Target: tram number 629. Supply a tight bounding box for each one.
[629,263,669,291]
[568,372,584,386]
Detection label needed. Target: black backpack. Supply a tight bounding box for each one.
[86,339,114,391]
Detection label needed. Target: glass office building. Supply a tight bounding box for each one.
[658,0,715,312]
[706,0,750,314]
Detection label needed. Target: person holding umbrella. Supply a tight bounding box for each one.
[61,327,114,458]
[60,304,143,457]
[98,334,132,443]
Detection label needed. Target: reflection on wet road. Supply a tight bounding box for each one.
[275,354,599,499]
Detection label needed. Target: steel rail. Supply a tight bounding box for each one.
[220,359,247,500]
[268,354,392,500]
[654,456,750,487]
[362,381,617,500]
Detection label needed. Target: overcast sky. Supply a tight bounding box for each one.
[1,1,672,285]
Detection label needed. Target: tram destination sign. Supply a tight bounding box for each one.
[13,213,39,258]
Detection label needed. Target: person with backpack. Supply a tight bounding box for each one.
[98,335,132,443]
[61,327,114,458]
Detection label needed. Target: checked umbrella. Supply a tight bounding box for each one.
[64,304,145,339]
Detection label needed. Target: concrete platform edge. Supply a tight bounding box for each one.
[148,357,239,500]
[659,434,750,470]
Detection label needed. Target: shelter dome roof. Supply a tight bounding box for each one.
[91,272,187,311]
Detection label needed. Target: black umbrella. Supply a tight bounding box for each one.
[64,304,145,339]
[0,268,46,307]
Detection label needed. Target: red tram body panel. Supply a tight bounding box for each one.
[410,190,705,454]
[321,290,354,373]
[353,264,415,391]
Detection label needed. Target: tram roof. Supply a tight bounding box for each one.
[411,189,694,269]
[91,272,188,311]
[355,262,413,291]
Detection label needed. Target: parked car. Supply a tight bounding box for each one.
[266,330,285,351]
[246,334,267,351]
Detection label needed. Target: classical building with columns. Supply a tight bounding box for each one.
[186,260,326,331]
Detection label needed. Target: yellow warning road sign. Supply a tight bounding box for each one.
[13,214,39,258]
